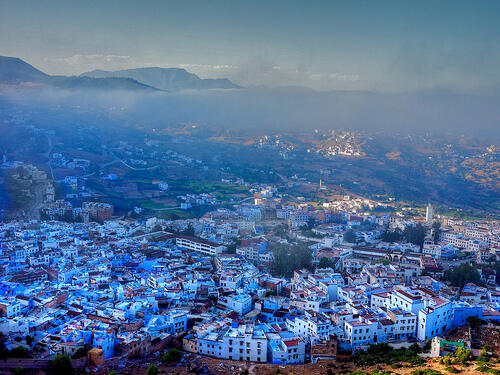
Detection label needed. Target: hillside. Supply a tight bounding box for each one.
[0,56,157,91]
[81,66,240,90]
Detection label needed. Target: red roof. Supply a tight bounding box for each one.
[283,339,301,347]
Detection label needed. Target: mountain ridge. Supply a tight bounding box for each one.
[0,56,157,91]
[81,66,241,90]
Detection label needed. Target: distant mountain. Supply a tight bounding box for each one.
[0,56,50,84]
[0,56,157,91]
[81,67,241,90]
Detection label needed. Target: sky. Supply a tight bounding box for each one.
[1,0,500,92]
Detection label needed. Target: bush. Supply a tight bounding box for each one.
[410,369,442,375]
[71,345,91,359]
[477,347,489,362]
[475,365,491,373]
[9,346,30,358]
[466,316,486,329]
[147,363,158,375]
[475,367,500,375]
[352,343,423,367]
[440,354,453,365]
[161,348,182,363]
[391,363,403,369]
[454,347,471,364]
[13,367,26,375]
[50,354,74,375]
[444,367,460,373]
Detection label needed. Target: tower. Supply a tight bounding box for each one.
[426,203,433,223]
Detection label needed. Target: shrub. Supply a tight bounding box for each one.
[475,365,491,373]
[454,347,471,364]
[410,369,442,375]
[9,346,30,358]
[147,363,158,375]
[391,363,403,369]
[352,343,424,367]
[444,366,460,373]
[50,354,74,375]
[161,348,182,363]
[71,345,91,359]
[466,316,486,329]
[440,354,453,366]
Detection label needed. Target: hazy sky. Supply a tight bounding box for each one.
[1,0,499,92]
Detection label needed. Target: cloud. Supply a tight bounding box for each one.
[41,54,360,90]
[44,54,134,75]
[218,58,361,90]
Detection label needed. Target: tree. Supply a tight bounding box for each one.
[305,218,316,230]
[274,223,289,239]
[465,315,485,328]
[180,224,195,237]
[25,335,34,347]
[432,221,441,244]
[454,347,471,364]
[381,228,402,243]
[9,346,29,358]
[318,257,336,269]
[50,354,73,375]
[477,347,488,363]
[71,344,91,359]
[402,223,426,248]
[151,224,163,233]
[161,348,182,363]
[444,263,481,287]
[225,239,240,254]
[147,363,159,375]
[271,243,313,277]
[343,229,357,244]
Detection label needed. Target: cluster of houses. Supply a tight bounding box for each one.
[0,202,499,365]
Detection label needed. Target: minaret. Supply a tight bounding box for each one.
[426,203,433,223]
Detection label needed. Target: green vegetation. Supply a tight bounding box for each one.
[25,335,34,347]
[475,365,500,375]
[371,259,391,265]
[71,344,91,359]
[466,315,486,329]
[454,347,472,364]
[444,366,460,373]
[410,369,442,375]
[444,263,481,287]
[8,346,30,358]
[160,348,182,363]
[477,346,492,363]
[50,354,73,375]
[432,221,441,244]
[381,224,426,248]
[13,367,26,375]
[147,363,159,375]
[300,219,326,238]
[344,229,357,243]
[318,256,336,269]
[351,343,424,367]
[271,243,312,278]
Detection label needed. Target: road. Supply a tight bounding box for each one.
[45,134,54,180]
[26,183,44,220]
